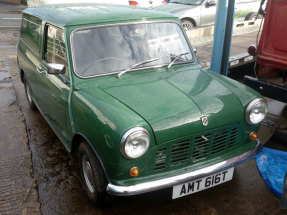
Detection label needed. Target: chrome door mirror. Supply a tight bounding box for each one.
[206,0,216,7]
[47,63,65,75]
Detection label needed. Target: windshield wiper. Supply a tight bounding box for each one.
[167,52,189,69]
[117,58,159,78]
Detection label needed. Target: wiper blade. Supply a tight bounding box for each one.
[167,52,189,69]
[117,58,159,78]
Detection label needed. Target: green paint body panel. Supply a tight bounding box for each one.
[17,4,262,188]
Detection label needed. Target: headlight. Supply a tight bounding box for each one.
[120,127,150,159]
[245,98,268,125]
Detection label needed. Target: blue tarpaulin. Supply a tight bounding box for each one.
[256,147,287,197]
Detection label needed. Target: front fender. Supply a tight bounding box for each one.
[71,88,156,184]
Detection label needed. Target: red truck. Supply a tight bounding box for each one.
[244,0,287,103]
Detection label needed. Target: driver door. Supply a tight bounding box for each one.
[38,24,71,144]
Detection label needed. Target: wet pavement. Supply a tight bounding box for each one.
[1,2,287,215]
[0,4,40,214]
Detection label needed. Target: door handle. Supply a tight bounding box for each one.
[37,67,44,73]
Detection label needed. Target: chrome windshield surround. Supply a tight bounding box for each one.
[69,20,195,79]
[245,98,267,125]
[120,127,150,159]
[107,139,263,196]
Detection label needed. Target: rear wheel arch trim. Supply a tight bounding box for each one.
[71,133,111,183]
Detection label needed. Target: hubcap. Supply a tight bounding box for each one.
[182,22,193,31]
[82,155,95,193]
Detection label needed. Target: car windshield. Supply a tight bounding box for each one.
[71,22,193,77]
[169,0,204,5]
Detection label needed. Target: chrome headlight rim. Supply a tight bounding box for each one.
[245,98,267,125]
[120,127,150,159]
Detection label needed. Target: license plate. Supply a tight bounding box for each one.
[172,167,234,199]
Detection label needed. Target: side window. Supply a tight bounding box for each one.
[45,25,69,78]
[20,15,41,54]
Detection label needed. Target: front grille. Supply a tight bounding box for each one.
[155,148,167,170]
[192,134,211,161]
[211,129,229,154]
[154,124,242,171]
[171,140,190,166]
[229,127,239,148]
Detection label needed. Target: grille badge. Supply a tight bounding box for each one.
[201,116,208,126]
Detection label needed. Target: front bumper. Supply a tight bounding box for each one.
[107,139,262,196]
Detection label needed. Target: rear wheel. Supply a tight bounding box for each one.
[181,19,194,31]
[245,13,263,21]
[78,141,113,206]
[24,75,37,110]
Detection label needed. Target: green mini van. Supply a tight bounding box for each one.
[17,4,266,205]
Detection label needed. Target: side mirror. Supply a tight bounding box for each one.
[47,63,65,75]
[193,47,197,55]
[206,0,216,7]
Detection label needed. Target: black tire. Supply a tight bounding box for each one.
[245,13,263,21]
[78,141,113,207]
[23,75,37,110]
[181,19,194,31]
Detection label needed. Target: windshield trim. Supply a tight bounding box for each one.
[70,20,195,79]
[170,0,204,5]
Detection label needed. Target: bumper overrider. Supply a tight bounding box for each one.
[107,140,263,196]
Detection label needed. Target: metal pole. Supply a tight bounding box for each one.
[211,0,235,76]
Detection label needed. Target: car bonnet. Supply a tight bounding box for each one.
[95,65,245,144]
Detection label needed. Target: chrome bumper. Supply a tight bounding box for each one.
[107,140,263,196]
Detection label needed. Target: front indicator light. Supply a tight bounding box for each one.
[130,167,139,177]
[249,132,258,140]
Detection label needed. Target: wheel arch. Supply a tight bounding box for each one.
[244,12,257,21]
[71,133,111,183]
[181,17,197,27]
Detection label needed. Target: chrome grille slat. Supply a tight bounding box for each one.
[170,141,190,166]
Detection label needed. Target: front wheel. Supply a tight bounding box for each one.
[78,141,113,206]
[181,19,194,31]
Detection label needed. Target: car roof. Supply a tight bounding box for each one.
[23,3,178,27]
